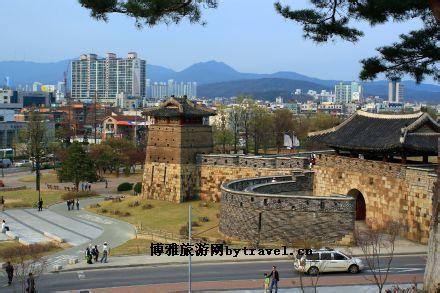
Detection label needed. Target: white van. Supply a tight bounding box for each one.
[294,248,364,275]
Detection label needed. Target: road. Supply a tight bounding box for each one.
[0,255,426,292]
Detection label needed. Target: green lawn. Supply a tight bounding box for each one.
[1,189,66,209]
[87,196,222,240]
[18,171,59,183]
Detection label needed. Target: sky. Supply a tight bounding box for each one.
[0,0,427,81]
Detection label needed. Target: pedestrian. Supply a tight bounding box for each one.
[267,266,279,293]
[85,245,93,264]
[76,199,79,210]
[0,196,5,211]
[263,273,270,293]
[88,182,91,191]
[105,179,108,189]
[38,198,43,211]
[100,242,109,263]
[2,219,10,232]
[67,200,70,211]
[5,261,13,285]
[92,244,99,262]
[81,182,84,191]
[26,272,36,293]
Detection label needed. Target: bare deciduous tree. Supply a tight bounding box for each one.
[354,220,400,293]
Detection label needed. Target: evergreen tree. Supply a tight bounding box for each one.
[57,142,97,190]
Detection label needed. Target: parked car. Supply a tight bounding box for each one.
[294,248,364,275]
[14,159,31,167]
[0,159,12,168]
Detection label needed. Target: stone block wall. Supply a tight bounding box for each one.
[219,177,355,244]
[199,166,295,202]
[313,154,435,243]
[197,154,310,202]
[142,162,199,203]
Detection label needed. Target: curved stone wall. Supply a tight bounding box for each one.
[219,173,355,244]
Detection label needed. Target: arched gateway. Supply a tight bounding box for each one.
[347,189,366,221]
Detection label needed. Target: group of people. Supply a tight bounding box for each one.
[85,242,110,264]
[4,262,36,292]
[66,199,79,211]
[81,182,92,191]
[263,266,280,293]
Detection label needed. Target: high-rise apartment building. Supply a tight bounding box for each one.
[148,79,197,100]
[71,52,146,103]
[388,79,404,102]
[334,82,363,104]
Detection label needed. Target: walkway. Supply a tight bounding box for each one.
[44,197,136,269]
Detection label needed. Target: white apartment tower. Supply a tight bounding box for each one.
[334,82,363,104]
[71,52,146,103]
[388,79,404,102]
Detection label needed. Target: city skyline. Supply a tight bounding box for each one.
[0,0,429,83]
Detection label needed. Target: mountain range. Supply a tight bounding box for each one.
[0,59,439,103]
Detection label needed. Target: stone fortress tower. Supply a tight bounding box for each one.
[141,97,215,203]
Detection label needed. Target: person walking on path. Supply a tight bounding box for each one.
[263,273,270,293]
[67,200,70,211]
[5,261,13,286]
[76,199,79,210]
[88,182,91,191]
[92,244,99,262]
[105,179,108,189]
[26,272,36,293]
[267,266,279,293]
[100,242,109,263]
[85,245,93,264]
[37,199,43,211]
[81,182,84,191]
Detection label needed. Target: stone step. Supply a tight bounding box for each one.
[15,209,91,246]
[0,211,49,245]
[25,209,103,240]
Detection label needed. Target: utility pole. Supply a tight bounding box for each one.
[188,205,192,293]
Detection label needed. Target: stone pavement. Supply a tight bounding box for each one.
[44,197,136,270]
[0,208,101,245]
[57,274,423,293]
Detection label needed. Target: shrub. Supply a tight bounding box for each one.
[90,203,101,208]
[142,203,154,210]
[133,182,142,194]
[199,216,209,222]
[100,208,108,213]
[62,191,99,200]
[122,212,131,217]
[199,201,209,208]
[128,200,140,208]
[191,221,200,227]
[179,225,189,236]
[117,182,133,192]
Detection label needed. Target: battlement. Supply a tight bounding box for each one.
[197,154,309,169]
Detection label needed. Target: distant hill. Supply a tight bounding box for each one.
[1,59,439,103]
[198,78,331,100]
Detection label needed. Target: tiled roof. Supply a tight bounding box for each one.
[143,97,215,118]
[309,110,440,154]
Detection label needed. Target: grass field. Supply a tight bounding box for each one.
[87,196,222,240]
[1,189,66,209]
[110,238,152,256]
[18,171,60,183]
